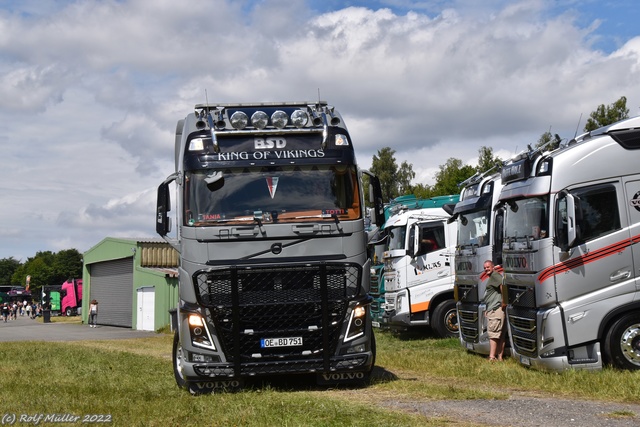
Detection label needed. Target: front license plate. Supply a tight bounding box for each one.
[372,321,381,328]
[520,355,531,366]
[260,337,303,348]
[466,342,474,351]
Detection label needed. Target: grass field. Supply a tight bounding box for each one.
[1,328,638,426]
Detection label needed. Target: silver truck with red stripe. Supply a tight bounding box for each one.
[452,171,505,355]
[498,115,640,371]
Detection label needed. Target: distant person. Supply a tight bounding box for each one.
[89,299,98,328]
[483,260,506,361]
[1,303,9,322]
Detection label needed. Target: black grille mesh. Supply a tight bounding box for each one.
[194,263,361,373]
[509,307,538,357]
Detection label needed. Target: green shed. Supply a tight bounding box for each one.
[82,237,179,331]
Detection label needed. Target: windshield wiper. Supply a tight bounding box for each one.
[331,213,343,233]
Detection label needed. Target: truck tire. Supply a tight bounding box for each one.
[65,307,73,317]
[432,299,459,338]
[172,331,188,389]
[604,312,640,370]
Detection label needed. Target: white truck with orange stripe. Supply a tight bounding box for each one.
[498,115,640,371]
[381,207,458,337]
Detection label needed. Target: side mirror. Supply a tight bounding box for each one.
[555,191,581,254]
[156,182,172,236]
[565,193,577,248]
[156,173,178,236]
[368,175,384,227]
[411,224,420,257]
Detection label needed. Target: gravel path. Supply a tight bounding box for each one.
[380,395,640,427]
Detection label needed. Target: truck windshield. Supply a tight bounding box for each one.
[184,165,360,225]
[504,196,548,241]
[457,208,490,248]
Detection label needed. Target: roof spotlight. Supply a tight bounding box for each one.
[251,111,269,129]
[230,111,248,130]
[291,110,309,128]
[271,110,289,129]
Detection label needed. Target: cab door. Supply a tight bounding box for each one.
[623,178,640,291]
[555,181,633,346]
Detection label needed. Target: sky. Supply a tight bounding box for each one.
[1,0,639,262]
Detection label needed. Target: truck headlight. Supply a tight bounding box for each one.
[345,305,367,341]
[188,314,216,351]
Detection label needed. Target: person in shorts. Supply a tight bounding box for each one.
[483,260,506,361]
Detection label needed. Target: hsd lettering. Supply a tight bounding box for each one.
[255,137,286,149]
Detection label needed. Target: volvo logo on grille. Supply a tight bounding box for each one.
[271,243,283,255]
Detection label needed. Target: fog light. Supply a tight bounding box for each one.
[347,344,366,354]
[230,111,248,129]
[291,110,308,128]
[251,111,268,129]
[271,110,288,128]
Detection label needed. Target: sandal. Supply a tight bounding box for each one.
[488,357,498,362]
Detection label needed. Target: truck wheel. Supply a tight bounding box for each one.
[172,331,188,389]
[604,313,640,370]
[65,307,72,317]
[432,299,459,338]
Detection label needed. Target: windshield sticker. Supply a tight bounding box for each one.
[631,191,640,212]
[322,209,347,217]
[266,177,279,199]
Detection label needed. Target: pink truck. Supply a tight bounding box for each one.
[61,279,82,316]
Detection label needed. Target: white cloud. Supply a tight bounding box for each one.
[0,0,639,259]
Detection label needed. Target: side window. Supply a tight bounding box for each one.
[572,184,621,242]
[417,224,445,256]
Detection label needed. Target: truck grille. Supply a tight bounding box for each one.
[194,263,361,374]
[456,284,478,302]
[458,303,480,343]
[508,307,538,357]
[507,285,535,308]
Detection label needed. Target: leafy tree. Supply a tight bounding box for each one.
[584,96,629,132]
[476,146,503,173]
[10,250,82,297]
[52,248,83,283]
[397,161,416,196]
[432,158,476,196]
[535,131,562,151]
[370,147,416,202]
[0,257,21,288]
[412,183,435,199]
[11,256,52,295]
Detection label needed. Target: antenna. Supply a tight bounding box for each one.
[573,113,582,138]
[317,88,321,103]
[205,89,209,106]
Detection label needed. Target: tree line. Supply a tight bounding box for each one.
[0,249,83,299]
[369,96,630,202]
